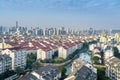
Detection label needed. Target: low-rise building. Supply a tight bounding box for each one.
[115,33,120,43]
[58,42,82,59]
[104,50,114,60]
[18,65,61,80]
[37,47,53,60]
[105,56,120,80]
[100,33,108,43]
[58,46,70,59]
[75,64,97,80]
[89,44,96,51]
[65,59,97,80]
[71,59,85,73]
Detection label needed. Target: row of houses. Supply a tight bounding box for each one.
[0,37,92,73]
[0,36,85,60]
[89,43,114,63]
[0,36,93,75]
[0,38,89,78]
[36,40,83,60]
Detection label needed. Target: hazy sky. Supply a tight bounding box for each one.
[0,0,120,29]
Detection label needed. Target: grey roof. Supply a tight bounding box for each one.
[75,65,96,80]
[35,65,61,80]
[18,65,61,80]
[18,73,38,80]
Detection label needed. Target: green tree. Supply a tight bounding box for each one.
[16,67,24,75]
[54,57,64,63]
[97,67,110,80]
[58,66,67,80]
[92,56,100,64]
[113,47,120,58]
[26,53,37,69]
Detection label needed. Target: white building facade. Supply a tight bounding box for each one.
[2,49,26,70]
[105,56,120,80]
[0,54,12,74]
[37,48,53,60]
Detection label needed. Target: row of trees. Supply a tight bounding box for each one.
[26,53,37,69]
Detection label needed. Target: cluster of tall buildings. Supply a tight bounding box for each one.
[0,21,110,36]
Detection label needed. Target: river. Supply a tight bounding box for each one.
[65,51,91,75]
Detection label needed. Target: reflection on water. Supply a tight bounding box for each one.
[65,64,71,75]
[79,52,91,63]
[66,52,91,75]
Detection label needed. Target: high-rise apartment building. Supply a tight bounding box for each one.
[0,54,12,74]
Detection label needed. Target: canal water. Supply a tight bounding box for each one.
[65,51,91,75]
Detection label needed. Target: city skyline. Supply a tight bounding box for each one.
[0,0,120,29]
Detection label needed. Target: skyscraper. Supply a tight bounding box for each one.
[16,21,18,28]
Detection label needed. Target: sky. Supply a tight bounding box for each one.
[0,0,120,29]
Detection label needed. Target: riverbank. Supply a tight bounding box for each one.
[39,44,88,67]
[65,48,91,75]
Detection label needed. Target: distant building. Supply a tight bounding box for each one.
[100,33,108,43]
[16,21,18,28]
[105,56,120,80]
[18,65,61,80]
[0,26,6,35]
[37,29,44,36]
[104,50,114,61]
[0,38,13,49]
[88,27,94,35]
[89,44,97,51]
[0,54,12,74]
[115,33,120,43]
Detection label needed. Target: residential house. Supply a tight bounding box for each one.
[105,56,120,80]
[18,65,61,80]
